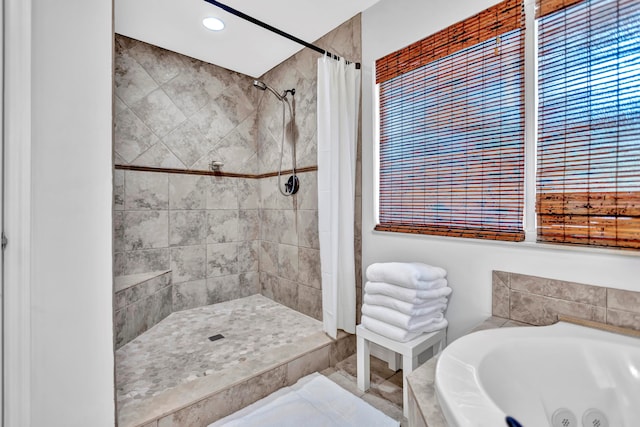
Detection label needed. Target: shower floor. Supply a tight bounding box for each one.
[116,294,330,427]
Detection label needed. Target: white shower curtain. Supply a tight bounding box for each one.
[317,56,361,339]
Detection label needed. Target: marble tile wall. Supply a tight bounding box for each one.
[257,15,363,321]
[114,169,260,310]
[113,15,363,321]
[114,34,261,311]
[114,35,258,174]
[493,271,640,331]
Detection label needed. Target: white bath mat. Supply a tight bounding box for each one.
[208,372,399,427]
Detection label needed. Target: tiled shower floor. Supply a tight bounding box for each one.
[116,294,327,426]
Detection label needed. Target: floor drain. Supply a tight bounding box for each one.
[208,334,224,342]
[551,408,577,427]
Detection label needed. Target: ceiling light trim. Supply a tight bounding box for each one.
[202,16,225,31]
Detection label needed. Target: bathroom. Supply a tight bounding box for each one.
[4,0,639,425]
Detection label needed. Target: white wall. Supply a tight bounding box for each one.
[361,0,640,342]
[30,0,115,425]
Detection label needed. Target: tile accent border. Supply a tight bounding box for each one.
[115,164,318,179]
[493,271,640,331]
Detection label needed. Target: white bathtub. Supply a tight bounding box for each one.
[435,321,640,427]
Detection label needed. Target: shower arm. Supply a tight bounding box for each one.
[253,80,294,101]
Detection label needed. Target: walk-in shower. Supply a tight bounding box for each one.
[253,79,299,196]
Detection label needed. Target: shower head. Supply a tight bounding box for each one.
[253,80,267,91]
[253,80,284,101]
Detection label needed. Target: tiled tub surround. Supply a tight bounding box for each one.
[493,271,640,330]
[407,314,640,426]
[406,317,524,427]
[116,295,356,427]
[114,270,172,348]
[406,273,640,426]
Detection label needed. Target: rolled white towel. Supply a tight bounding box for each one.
[366,262,447,288]
[365,281,452,304]
[361,315,448,343]
[363,293,448,316]
[361,303,445,331]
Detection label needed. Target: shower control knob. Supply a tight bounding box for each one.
[285,175,299,195]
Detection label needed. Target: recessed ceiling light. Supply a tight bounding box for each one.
[202,17,225,31]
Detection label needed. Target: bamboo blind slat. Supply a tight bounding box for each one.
[536,0,640,249]
[536,0,586,18]
[376,1,525,241]
[376,0,524,84]
[375,224,525,242]
[537,191,640,217]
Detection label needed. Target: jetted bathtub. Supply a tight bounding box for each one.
[435,321,640,427]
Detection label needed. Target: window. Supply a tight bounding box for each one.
[536,0,640,249]
[375,0,640,250]
[375,0,526,242]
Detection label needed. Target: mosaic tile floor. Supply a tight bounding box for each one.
[115,294,323,413]
[322,353,407,426]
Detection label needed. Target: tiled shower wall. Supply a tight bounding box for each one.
[114,35,258,173]
[113,170,260,310]
[114,34,261,308]
[113,14,363,320]
[257,15,363,321]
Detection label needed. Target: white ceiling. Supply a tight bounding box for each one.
[115,0,380,78]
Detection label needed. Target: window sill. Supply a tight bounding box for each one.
[370,228,640,258]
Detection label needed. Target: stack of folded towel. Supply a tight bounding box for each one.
[361,262,451,342]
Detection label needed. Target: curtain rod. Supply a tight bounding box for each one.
[203,0,361,69]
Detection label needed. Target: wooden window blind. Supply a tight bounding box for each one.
[536,0,640,249]
[375,0,526,241]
